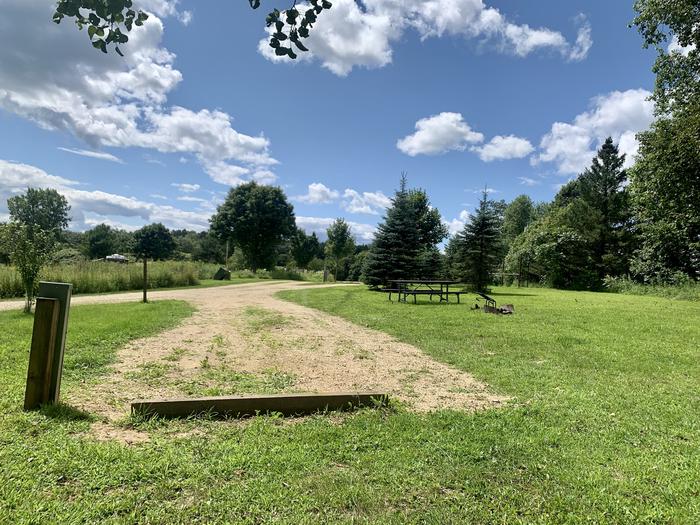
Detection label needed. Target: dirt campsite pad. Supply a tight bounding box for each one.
[10,282,506,437]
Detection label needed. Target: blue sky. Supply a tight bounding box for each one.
[0,0,659,241]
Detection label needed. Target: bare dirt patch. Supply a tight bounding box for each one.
[58,282,505,441]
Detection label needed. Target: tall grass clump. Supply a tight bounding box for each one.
[0,266,24,298]
[0,261,206,297]
[604,275,700,301]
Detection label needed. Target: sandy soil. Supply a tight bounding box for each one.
[5,282,506,440]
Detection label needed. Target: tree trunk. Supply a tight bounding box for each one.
[143,258,148,303]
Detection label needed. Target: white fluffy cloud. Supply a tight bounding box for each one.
[0,0,274,187]
[445,209,470,235]
[342,189,392,215]
[136,0,193,25]
[294,183,340,204]
[668,35,695,56]
[0,159,210,231]
[473,135,534,162]
[397,112,484,156]
[398,114,534,162]
[259,0,592,76]
[534,89,655,175]
[296,216,376,242]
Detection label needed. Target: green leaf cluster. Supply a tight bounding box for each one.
[53,0,148,56]
[210,182,296,273]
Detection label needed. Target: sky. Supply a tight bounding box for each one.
[0,0,661,241]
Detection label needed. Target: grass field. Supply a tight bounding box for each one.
[1,287,698,523]
[0,262,324,299]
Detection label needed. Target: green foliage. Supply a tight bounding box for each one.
[53,0,149,56]
[211,182,295,273]
[505,139,634,290]
[133,223,176,302]
[604,275,700,301]
[632,0,700,114]
[505,200,600,290]
[452,191,504,292]
[258,0,333,60]
[325,218,355,280]
[83,223,116,259]
[629,101,700,282]
[290,229,321,269]
[54,0,331,59]
[7,187,70,238]
[502,194,535,246]
[363,176,448,287]
[576,138,635,278]
[133,223,176,261]
[2,224,55,312]
[0,223,10,265]
[50,247,87,265]
[5,188,71,312]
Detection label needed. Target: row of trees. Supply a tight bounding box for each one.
[0,189,179,310]
[0,182,365,311]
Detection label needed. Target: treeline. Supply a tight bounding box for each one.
[0,182,368,309]
[355,129,697,293]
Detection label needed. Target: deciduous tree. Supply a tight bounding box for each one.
[83,223,116,260]
[629,101,700,282]
[632,0,700,114]
[325,219,355,280]
[133,223,176,303]
[5,188,71,312]
[210,182,296,273]
[291,228,321,269]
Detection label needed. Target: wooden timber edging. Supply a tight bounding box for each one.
[131,392,390,419]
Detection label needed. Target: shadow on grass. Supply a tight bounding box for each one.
[39,402,95,422]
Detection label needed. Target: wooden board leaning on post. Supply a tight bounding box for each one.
[23,282,73,410]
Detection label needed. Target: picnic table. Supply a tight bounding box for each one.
[386,280,465,304]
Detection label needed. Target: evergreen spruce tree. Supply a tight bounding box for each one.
[457,190,503,292]
[362,176,447,287]
[576,137,633,278]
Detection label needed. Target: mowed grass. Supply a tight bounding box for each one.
[278,286,700,523]
[0,288,698,523]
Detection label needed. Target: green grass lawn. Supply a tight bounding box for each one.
[1,288,698,523]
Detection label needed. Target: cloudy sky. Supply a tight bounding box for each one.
[0,0,658,241]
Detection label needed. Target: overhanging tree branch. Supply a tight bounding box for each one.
[53,0,332,58]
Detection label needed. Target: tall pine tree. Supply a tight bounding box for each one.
[362,176,447,287]
[455,190,503,292]
[576,137,633,278]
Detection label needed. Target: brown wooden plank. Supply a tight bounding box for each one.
[131,392,389,419]
[24,298,59,410]
[37,282,73,403]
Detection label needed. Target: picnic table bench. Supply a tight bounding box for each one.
[384,280,466,304]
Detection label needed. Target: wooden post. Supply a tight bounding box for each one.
[37,282,72,403]
[24,298,59,410]
[143,258,148,303]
